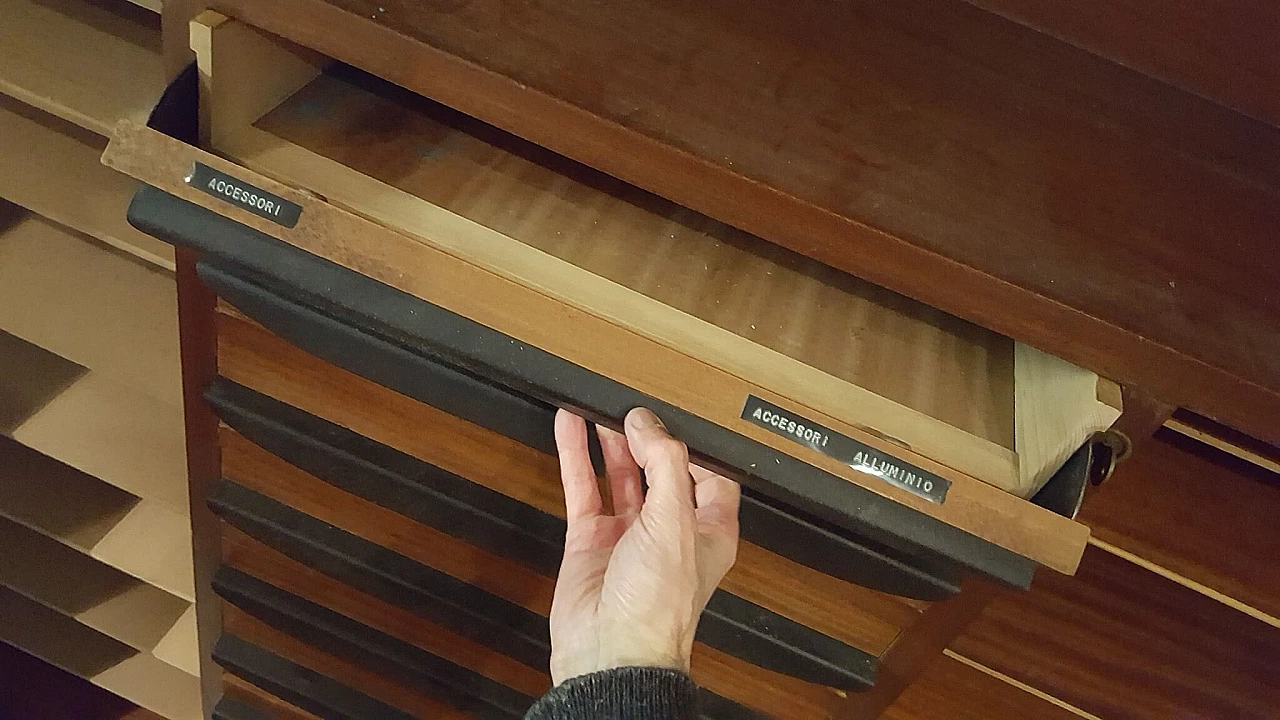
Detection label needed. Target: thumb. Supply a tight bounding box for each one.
[624,408,695,532]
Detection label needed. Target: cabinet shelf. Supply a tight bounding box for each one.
[0,96,175,271]
[0,586,201,720]
[0,515,196,674]
[0,0,164,136]
[0,436,194,601]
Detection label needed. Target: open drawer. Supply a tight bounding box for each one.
[103,13,1120,581]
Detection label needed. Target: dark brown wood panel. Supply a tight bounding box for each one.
[1080,428,1280,620]
[882,653,1079,720]
[213,0,1280,446]
[215,306,925,650]
[218,425,845,718]
[967,0,1280,127]
[952,545,1280,719]
[221,605,470,720]
[220,427,554,613]
[221,522,553,697]
[222,673,323,720]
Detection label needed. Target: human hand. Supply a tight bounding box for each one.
[548,407,741,684]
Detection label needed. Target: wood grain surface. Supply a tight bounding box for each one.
[210,0,1280,449]
[258,71,1015,450]
[221,524,552,697]
[0,0,164,136]
[952,545,1280,719]
[0,96,174,270]
[216,306,924,650]
[882,652,1081,720]
[1080,429,1280,622]
[105,123,1093,572]
[218,424,847,718]
[221,606,470,720]
[967,0,1280,127]
[221,673,324,720]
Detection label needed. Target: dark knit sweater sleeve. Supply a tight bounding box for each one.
[523,667,699,720]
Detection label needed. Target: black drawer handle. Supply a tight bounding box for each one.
[211,696,269,720]
[211,481,552,670]
[214,568,766,720]
[129,180,1038,588]
[209,477,875,691]
[213,634,419,720]
[215,566,533,719]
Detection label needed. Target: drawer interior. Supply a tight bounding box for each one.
[190,15,1119,501]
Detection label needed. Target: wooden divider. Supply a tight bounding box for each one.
[0,436,194,601]
[0,586,201,720]
[0,516,192,666]
[0,96,175,270]
[0,0,164,136]
[0,210,187,514]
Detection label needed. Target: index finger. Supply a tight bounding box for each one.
[554,409,602,523]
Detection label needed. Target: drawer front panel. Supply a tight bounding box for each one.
[108,124,1093,577]
[203,294,961,601]
[215,615,467,720]
[215,565,535,718]
[206,385,877,689]
[217,674,324,720]
[214,307,926,653]
[216,542,769,720]
[210,480,553,671]
[210,438,856,715]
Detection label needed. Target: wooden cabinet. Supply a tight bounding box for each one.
[104,1,1280,717]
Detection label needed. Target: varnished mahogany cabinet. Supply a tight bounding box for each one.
[109,1,1280,717]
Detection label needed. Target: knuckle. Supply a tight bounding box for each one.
[653,437,688,461]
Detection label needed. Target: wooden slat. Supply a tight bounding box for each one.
[0,515,192,665]
[151,605,201,678]
[0,436,194,602]
[0,586,201,720]
[951,545,1280,719]
[882,651,1084,720]
[215,308,922,651]
[0,207,181,406]
[104,123,1092,574]
[0,328,85,435]
[1079,428,1280,624]
[1163,411,1280,476]
[0,210,187,514]
[0,96,174,270]
[0,642,166,720]
[212,0,1280,451]
[0,0,164,136]
[218,427,845,718]
[222,524,552,698]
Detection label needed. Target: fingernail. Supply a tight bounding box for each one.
[626,407,666,431]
